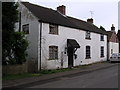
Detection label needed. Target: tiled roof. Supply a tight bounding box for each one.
[67,16,107,34]
[22,2,107,35]
[106,31,113,41]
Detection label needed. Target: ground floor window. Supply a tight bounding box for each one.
[49,46,58,60]
[86,46,91,59]
[101,46,104,57]
[111,49,113,54]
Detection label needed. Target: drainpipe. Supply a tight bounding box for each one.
[19,12,21,32]
[38,21,42,71]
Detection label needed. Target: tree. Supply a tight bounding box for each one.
[2,2,28,65]
[12,32,29,64]
[100,26,106,31]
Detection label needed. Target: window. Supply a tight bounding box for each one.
[49,46,58,60]
[85,31,91,39]
[86,46,91,59]
[49,24,58,35]
[101,46,104,57]
[111,49,113,54]
[100,34,104,41]
[22,24,29,34]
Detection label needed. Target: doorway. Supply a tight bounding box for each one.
[68,47,74,68]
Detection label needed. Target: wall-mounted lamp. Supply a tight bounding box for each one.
[64,47,67,54]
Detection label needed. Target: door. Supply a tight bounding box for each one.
[68,47,74,68]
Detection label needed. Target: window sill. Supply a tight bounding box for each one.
[85,57,91,59]
[48,59,58,60]
[100,40,104,41]
[85,38,91,40]
[49,33,58,35]
[100,56,104,58]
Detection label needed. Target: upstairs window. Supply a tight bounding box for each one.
[85,31,91,39]
[101,46,104,57]
[100,34,104,41]
[86,46,91,59]
[49,46,58,60]
[49,24,58,35]
[22,24,29,34]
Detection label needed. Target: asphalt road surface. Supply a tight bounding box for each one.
[25,65,119,88]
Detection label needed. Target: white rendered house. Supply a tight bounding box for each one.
[17,2,107,72]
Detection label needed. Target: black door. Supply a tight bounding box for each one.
[68,47,74,68]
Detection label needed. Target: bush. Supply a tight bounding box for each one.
[3,32,29,65]
[12,32,29,64]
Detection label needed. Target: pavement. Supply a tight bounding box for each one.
[2,61,119,88]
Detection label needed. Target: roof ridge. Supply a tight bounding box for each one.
[22,2,55,12]
[67,16,102,31]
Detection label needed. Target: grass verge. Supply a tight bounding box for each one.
[3,68,73,81]
[3,73,41,81]
[3,61,108,81]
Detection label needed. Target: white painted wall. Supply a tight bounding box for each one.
[108,42,119,59]
[19,3,107,70]
[19,3,40,65]
[41,23,107,69]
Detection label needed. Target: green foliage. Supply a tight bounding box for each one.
[3,73,41,81]
[2,2,29,65]
[12,32,29,64]
[40,68,73,74]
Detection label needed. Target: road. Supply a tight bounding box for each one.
[24,65,119,88]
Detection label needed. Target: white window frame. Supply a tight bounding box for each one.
[22,24,29,34]
[49,24,58,35]
[86,46,91,59]
[100,34,104,41]
[49,46,58,60]
[85,31,91,39]
[101,46,104,57]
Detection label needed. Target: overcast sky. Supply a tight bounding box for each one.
[22,0,119,32]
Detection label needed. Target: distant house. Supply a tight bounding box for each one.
[117,30,120,53]
[107,24,119,60]
[17,2,107,71]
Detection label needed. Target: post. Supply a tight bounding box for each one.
[19,12,21,32]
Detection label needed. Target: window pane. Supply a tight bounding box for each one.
[49,24,58,35]
[49,46,58,59]
[101,47,104,57]
[86,31,91,39]
[86,46,90,58]
[22,24,29,34]
[100,34,104,41]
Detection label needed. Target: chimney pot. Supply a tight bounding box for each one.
[87,18,93,24]
[57,5,66,15]
[111,24,115,31]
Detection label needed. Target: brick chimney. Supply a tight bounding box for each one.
[57,5,66,15]
[111,24,115,32]
[87,18,93,24]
